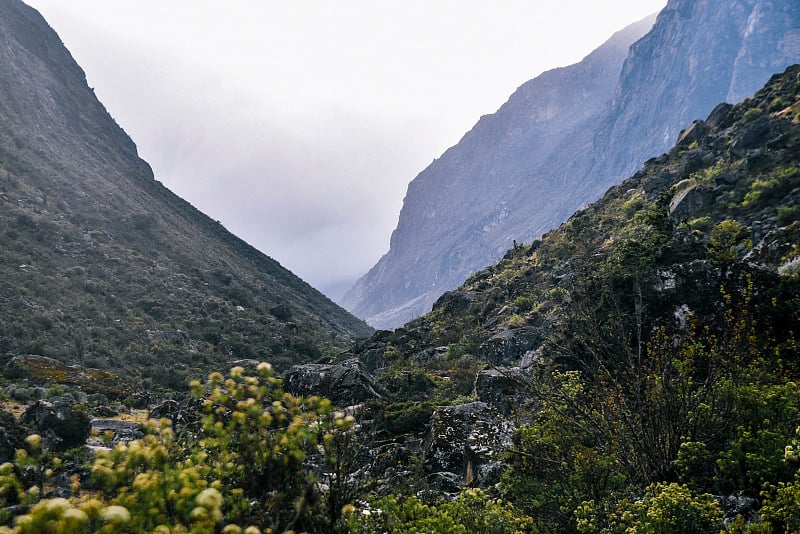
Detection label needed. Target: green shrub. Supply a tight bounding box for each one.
[605,483,723,534]
[346,489,533,533]
[778,205,800,226]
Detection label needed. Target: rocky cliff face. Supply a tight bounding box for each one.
[343,0,800,329]
[0,1,371,388]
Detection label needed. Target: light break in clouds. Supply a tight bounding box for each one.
[26,0,667,300]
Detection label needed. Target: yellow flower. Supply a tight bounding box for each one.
[196,487,224,510]
[102,505,131,524]
[24,434,41,450]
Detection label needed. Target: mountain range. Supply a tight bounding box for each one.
[0,0,371,390]
[342,0,800,329]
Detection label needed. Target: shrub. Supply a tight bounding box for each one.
[605,483,723,534]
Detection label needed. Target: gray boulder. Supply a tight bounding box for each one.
[478,327,544,366]
[474,367,533,417]
[422,401,514,488]
[283,359,384,407]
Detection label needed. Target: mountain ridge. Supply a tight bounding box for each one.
[344,0,800,329]
[341,14,658,328]
[0,0,371,390]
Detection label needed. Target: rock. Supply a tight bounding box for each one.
[745,223,800,270]
[91,405,119,418]
[478,327,544,366]
[669,185,717,219]
[474,367,533,416]
[0,407,26,463]
[643,170,678,199]
[733,115,776,154]
[520,349,542,368]
[718,493,759,527]
[20,398,91,451]
[90,419,144,444]
[676,120,708,147]
[376,369,436,399]
[422,401,514,488]
[705,102,734,128]
[283,359,384,407]
[411,346,449,364]
[357,342,387,374]
[432,290,476,315]
[148,396,202,429]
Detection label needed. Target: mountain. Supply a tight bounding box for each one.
[343,0,800,329]
[0,0,371,391]
[342,66,800,530]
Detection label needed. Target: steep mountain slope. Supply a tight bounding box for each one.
[344,66,800,529]
[366,64,800,364]
[344,0,800,329]
[0,0,371,390]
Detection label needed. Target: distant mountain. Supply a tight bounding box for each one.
[0,0,371,390]
[343,0,800,329]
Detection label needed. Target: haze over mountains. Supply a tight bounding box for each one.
[342,0,800,329]
[0,0,370,388]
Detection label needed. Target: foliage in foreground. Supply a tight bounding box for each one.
[0,364,532,533]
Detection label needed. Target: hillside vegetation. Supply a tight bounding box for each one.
[3,65,800,534]
[0,0,371,393]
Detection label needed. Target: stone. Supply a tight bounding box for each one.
[283,359,384,407]
[422,401,514,488]
[478,327,543,366]
[0,407,26,463]
[90,419,144,444]
[20,398,91,451]
[474,367,533,416]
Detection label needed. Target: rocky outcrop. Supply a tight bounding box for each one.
[478,327,544,366]
[0,407,26,463]
[343,0,800,330]
[19,398,91,451]
[422,402,515,490]
[283,359,384,407]
[473,367,533,417]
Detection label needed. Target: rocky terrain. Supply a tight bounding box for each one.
[294,65,800,527]
[343,0,800,329]
[2,0,800,530]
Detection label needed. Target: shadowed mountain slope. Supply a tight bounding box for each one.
[0,0,371,390]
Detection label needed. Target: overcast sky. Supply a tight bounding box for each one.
[26,0,666,301]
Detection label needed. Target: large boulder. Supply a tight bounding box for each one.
[19,398,91,451]
[0,407,26,462]
[90,419,144,445]
[283,359,384,407]
[478,327,544,366]
[474,367,533,417]
[422,401,514,489]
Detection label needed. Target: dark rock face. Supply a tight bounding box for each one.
[283,359,383,407]
[0,408,26,463]
[473,367,533,417]
[422,402,514,488]
[19,398,91,451]
[478,327,544,366]
[343,0,800,329]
